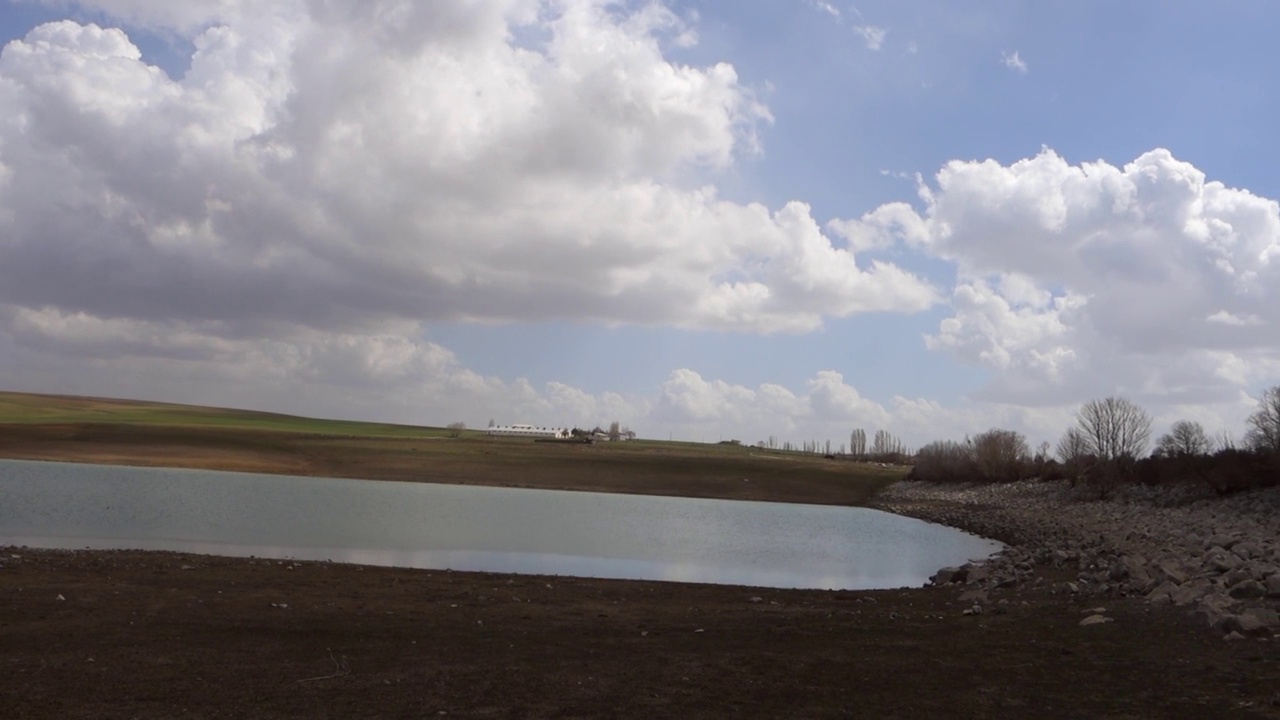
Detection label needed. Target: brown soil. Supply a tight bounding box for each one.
[0,423,901,506]
[2,426,1280,718]
[3,549,1278,719]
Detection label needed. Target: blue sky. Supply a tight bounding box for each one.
[1,1,1277,451]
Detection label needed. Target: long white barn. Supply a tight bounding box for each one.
[486,423,571,439]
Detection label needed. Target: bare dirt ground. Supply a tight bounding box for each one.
[4,548,1279,719]
[2,423,1280,718]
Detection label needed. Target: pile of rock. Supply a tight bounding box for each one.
[873,479,1280,637]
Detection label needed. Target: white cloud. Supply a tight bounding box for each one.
[3,298,1263,450]
[853,25,887,51]
[808,1,841,20]
[1001,50,1028,74]
[832,147,1280,407]
[0,2,936,342]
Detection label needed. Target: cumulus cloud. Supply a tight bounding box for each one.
[0,1,934,344]
[1001,50,1027,73]
[833,148,1280,407]
[649,368,1083,448]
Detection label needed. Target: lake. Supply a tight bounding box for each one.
[0,458,1000,590]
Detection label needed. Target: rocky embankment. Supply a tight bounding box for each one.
[872,480,1280,638]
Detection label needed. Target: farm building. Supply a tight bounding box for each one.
[486,424,571,439]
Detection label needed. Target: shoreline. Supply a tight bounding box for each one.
[5,456,1280,715]
[870,479,1280,637]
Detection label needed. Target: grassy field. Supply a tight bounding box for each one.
[0,391,906,506]
[0,390,455,437]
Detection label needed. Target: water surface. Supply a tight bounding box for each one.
[0,458,999,589]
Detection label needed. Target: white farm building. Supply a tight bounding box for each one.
[486,424,571,440]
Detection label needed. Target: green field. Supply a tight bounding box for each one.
[0,390,907,506]
[0,391,456,438]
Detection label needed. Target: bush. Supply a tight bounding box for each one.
[909,440,977,483]
[908,429,1031,484]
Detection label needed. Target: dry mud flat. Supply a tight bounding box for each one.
[3,541,1280,719]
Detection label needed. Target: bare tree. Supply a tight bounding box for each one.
[1154,420,1211,457]
[912,439,975,483]
[870,429,904,458]
[446,421,467,438]
[849,429,866,458]
[971,428,1029,482]
[1056,427,1090,464]
[1215,428,1237,452]
[1244,385,1280,453]
[1075,397,1152,460]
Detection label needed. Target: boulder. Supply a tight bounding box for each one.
[1206,534,1240,550]
[1154,559,1190,586]
[1266,574,1280,599]
[1228,579,1267,600]
[1234,607,1280,638]
[1202,548,1241,574]
[1232,542,1261,562]
[1170,582,1213,608]
[931,567,966,585]
[1192,595,1237,633]
[964,565,992,585]
[1145,581,1180,605]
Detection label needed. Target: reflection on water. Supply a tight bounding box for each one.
[0,458,1000,590]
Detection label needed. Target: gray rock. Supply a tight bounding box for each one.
[1233,542,1261,561]
[1146,581,1179,605]
[1154,559,1190,585]
[931,567,965,585]
[1236,607,1280,637]
[1079,614,1113,626]
[1193,599,1236,633]
[1228,579,1267,600]
[1170,582,1213,607]
[1207,534,1240,550]
[1223,567,1255,587]
[1202,548,1241,574]
[1266,574,1280,598]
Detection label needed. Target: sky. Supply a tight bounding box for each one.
[1,0,1278,451]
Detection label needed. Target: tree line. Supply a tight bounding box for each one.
[756,428,911,463]
[908,386,1280,496]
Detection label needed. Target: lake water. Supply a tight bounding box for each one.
[0,458,1000,590]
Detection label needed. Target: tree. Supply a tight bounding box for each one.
[1215,428,1237,452]
[1154,420,1211,457]
[1075,397,1152,460]
[446,421,467,438]
[1056,427,1090,465]
[870,429,904,458]
[608,421,621,442]
[1244,385,1280,453]
[849,429,866,458]
[971,428,1029,482]
[912,439,975,483]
